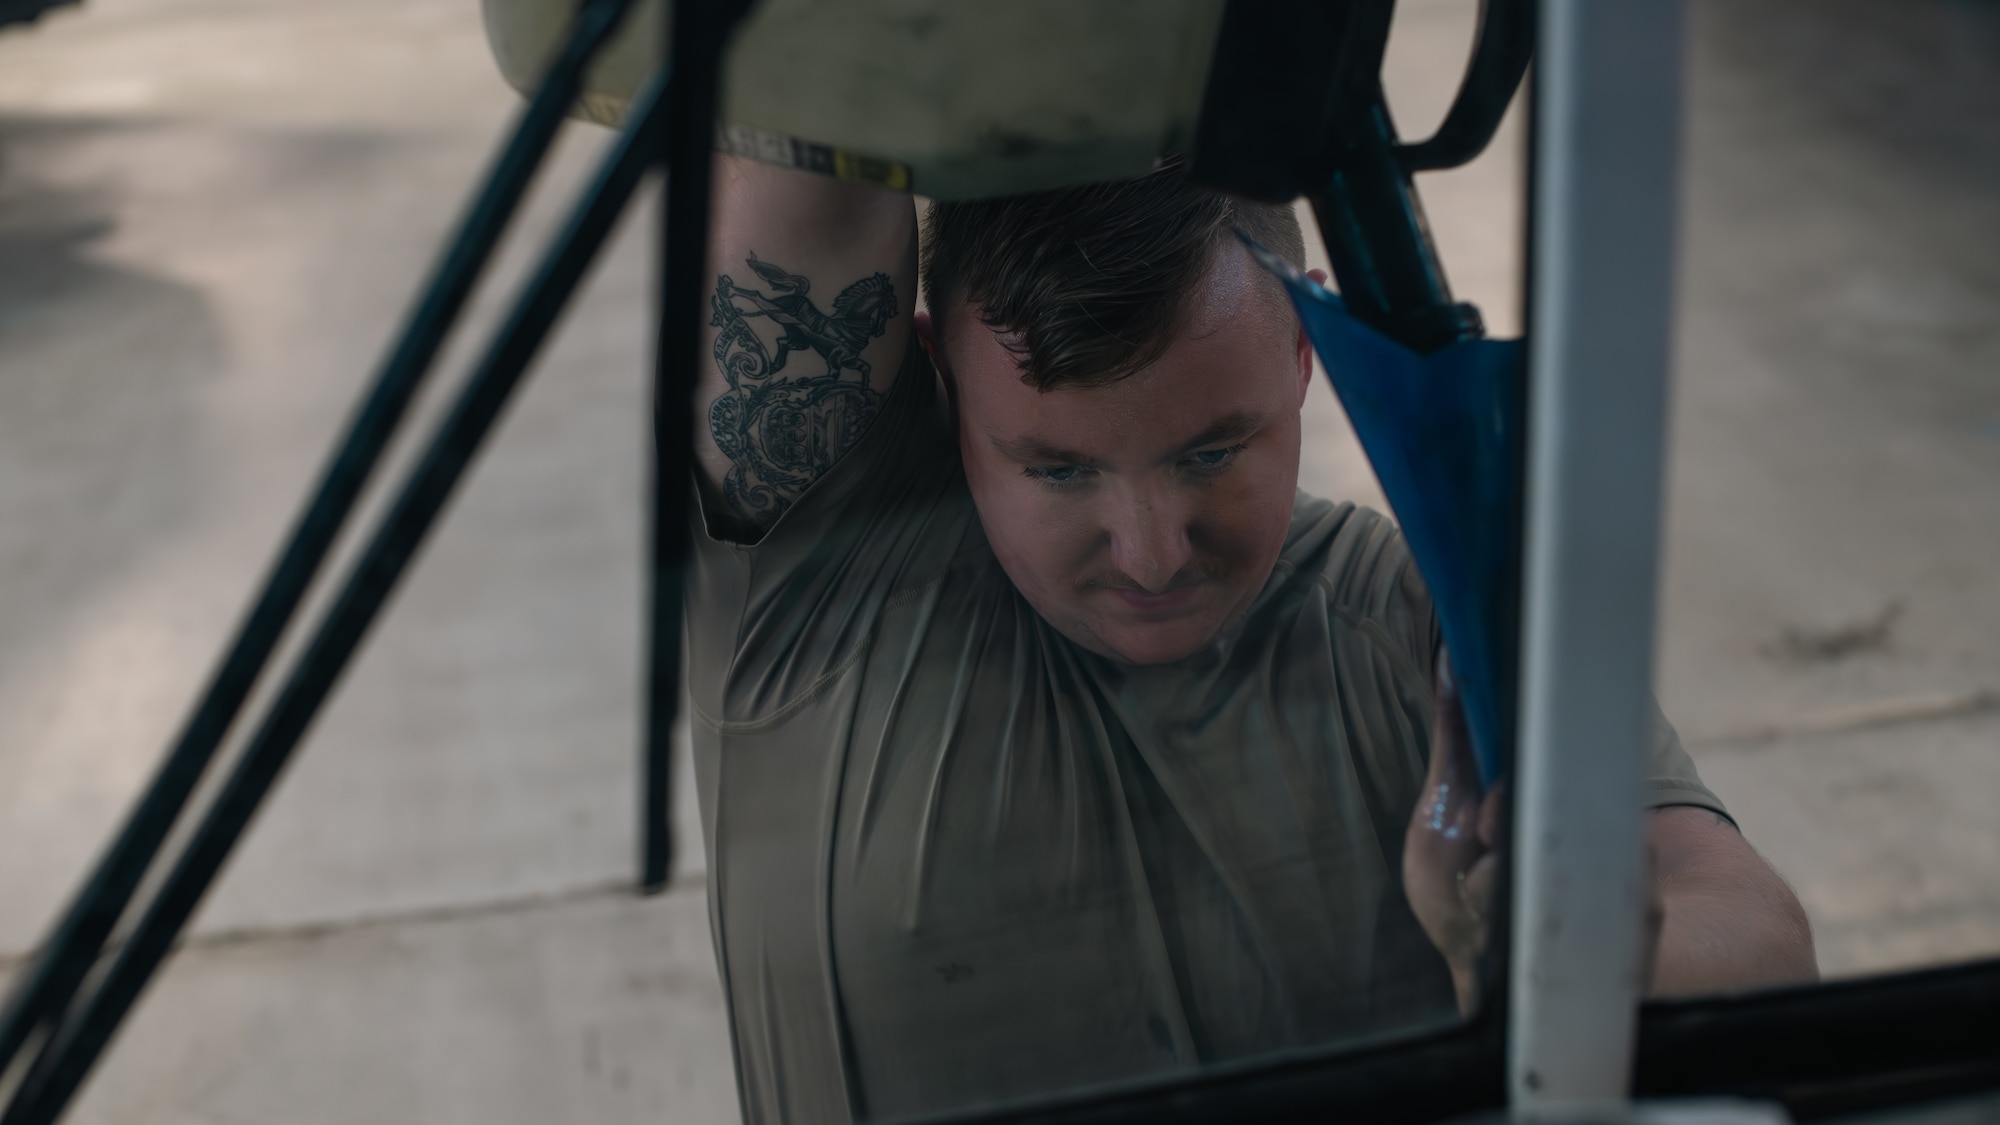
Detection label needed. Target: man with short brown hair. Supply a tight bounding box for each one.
[685,156,1814,1125]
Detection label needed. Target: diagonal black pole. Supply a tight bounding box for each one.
[641,0,753,893]
[0,0,639,1086]
[0,68,674,1125]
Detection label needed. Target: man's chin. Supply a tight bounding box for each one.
[1081,616,1227,666]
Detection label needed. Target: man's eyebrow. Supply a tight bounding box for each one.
[989,435,1102,465]
[1173,410,1266,453]
[989,411,1270,465]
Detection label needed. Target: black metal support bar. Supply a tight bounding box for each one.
[1310,0,1487,353]
[1396,0,1535,173]
[640,0,754,893]
[0,69,674,1125]
[1313,102,1484,351]
[0,0,638,1089]
[1188,0,1520,354]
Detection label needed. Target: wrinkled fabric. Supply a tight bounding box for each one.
[684,346,1724,1125]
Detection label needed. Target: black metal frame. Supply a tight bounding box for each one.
[896,1014,1507,1125]
[1636,957,2000,1120]
[879,960,2000,1125]
[0,0,76,31]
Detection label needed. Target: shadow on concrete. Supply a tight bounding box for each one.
[0,111,227,954]
[1699,0,2000,192]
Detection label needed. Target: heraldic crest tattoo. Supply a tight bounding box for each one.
[708,254,896,523]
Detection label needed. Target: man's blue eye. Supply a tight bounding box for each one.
[1027,464,1086,485]
[1186,443,1247,470]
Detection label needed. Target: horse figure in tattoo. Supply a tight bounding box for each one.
[707,256,898,523]
[718,256,897,380]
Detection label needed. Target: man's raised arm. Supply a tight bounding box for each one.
[695,155,920,539]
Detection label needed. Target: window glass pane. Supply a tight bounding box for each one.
[0,4,1534,1125]
[1656,0,2000,988]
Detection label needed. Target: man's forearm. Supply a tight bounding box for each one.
[1648,808,1818,996]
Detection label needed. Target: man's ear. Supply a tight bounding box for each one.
[914,308,944,371]
[1293,268,1330,405]
[913,309,960,432]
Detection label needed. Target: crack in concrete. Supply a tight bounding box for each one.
[1688,688,2000,751]
[0,873,708,972]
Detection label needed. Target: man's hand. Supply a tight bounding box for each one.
[1402,649,1818,1012]
[1403,651,1503,1013]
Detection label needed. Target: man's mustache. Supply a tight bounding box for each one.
[1074,562,1223,596]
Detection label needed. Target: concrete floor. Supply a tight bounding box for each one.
[1660,0,2000,977]
[0,0,1994,1122]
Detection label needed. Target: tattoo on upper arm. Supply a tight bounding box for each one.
[708,255,896,525]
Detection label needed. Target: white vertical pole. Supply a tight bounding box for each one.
[1510,0,1687,1115]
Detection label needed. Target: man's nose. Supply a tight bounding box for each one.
[1105,487,1195,593]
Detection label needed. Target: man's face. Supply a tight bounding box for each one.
[931,244,1320,665]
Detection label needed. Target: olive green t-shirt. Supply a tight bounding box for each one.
[684,351,1724,1125]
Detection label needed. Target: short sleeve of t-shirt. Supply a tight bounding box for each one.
[684,340,973,729]
[1645,696,1729,819]
[1292,498,1727,820]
